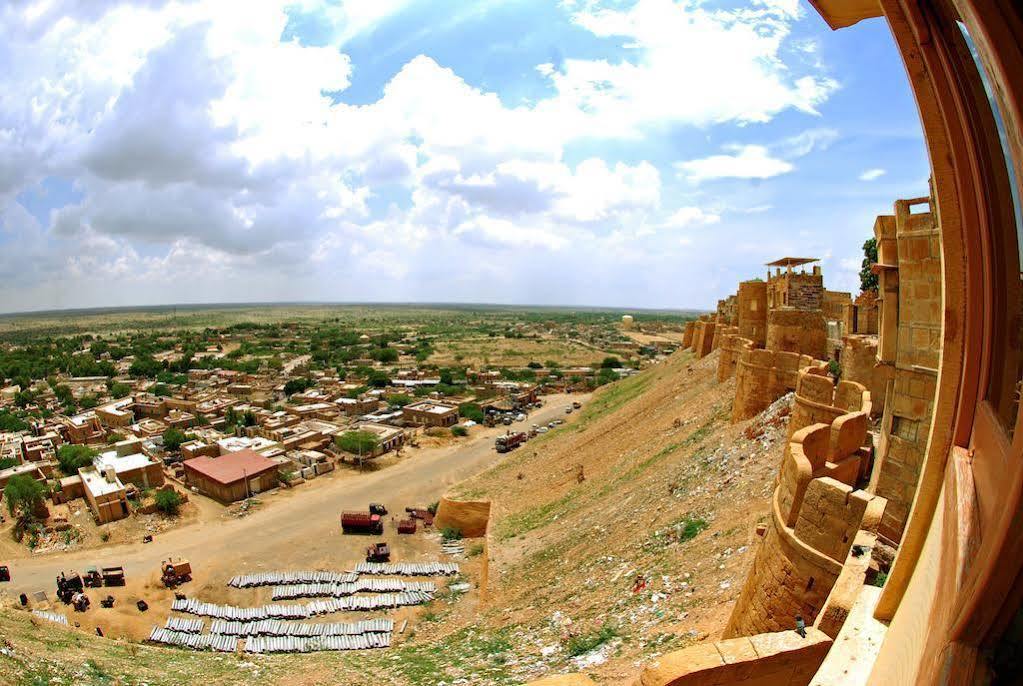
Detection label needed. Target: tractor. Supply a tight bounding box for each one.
[160,558,192,588]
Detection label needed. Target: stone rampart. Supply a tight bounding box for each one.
[693,321,717,359]
[788,370,871,441]
[724,418,884,638]
[682,321,696,349]
[737,280,768,347]
[839,334,888,416]
[731,349,819,422]
[717,334,754,383]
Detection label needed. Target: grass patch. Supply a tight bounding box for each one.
[564,623,619,657]
[572,371,655,433]
[496,491,577,540]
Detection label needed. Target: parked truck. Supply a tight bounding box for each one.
[341,511,384,535]
[495,432,527,453]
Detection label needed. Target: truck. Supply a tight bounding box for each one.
[161,558,192,588]
[341,511,384,535]
[495,432,527,453]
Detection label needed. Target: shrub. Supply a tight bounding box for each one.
[106,432,126,444]
[154,489,182,515]
[440,526,462,541]
[162,427,191,452]
[451,425,468,437]
[56,444,98,476]
[458,402,485,423]
[427,501,439,514]
[601,356,623,369]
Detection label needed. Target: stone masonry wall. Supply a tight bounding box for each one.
[789,371,871,440]
[840,334,888,417]
[731,349,818,422]
[693,321,717,359]
[737,280,768,348]
[766,309,828,360]
[682,321,696,349]
[717,334,754,383]
[872,197,942,543]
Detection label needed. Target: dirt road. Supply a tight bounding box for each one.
[3,394,586,625]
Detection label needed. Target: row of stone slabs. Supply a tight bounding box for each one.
[154,564,458,653]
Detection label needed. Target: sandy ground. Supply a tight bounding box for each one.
[0,394,587,640]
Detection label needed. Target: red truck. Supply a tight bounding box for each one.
[495,432,527,453]
[341,511,384,534]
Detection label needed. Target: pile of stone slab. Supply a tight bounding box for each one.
[211,618,392,637]
[147,627,238,652]
[164,616,204,633]
[32,610,68,626]
[172,591,433,620]
[244,632,390,653]
[355,561,459,576]
[270,579,435,600]
[228,571,358,588]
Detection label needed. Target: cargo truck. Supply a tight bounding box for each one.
[341,511,384,534]
[495,431,527,453]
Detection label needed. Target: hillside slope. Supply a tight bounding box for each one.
[0,349,791,685]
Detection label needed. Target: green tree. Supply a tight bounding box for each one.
[129,354,163,378]
[860,237,879,293]
[386,393,413,407]
[451,425,468,437]
[4,475,45,519]
[162,427,191,452]
[601,356,623,369]
[109,382,131,398]
[336,430,380,456]
[56,444,98,476]
[283,377,312,396]
[366,370,390,388]
[458,402,485,423]
[0,410,28,432]
[154,489,182,515]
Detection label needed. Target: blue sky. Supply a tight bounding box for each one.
[0,0,928,313]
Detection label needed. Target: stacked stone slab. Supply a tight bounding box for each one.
[731,349,819,422]
[871,197,942,544]
[724,404,885,638]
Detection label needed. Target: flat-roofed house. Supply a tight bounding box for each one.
[182,449,279,504]
[65,412,104,444]
[79,466,129,524]
[402,401,458,428]
[93,440,165,490]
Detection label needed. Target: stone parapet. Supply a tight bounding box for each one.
[732,349,820,422]
[789,370,871,441]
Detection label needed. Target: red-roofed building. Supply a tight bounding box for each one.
[182,449,279,504]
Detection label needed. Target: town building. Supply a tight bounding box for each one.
[182,449,279,504]
[402,401,458,428]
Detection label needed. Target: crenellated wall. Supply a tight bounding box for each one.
[788,369,872,442]
[766,308,828,360]
[731,349,819,422]
[712,324,737,353]
[840,334,888,417]
[717,333,754,383]
[724,418,885,639]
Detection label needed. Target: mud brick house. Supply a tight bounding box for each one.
[182,449,279,504]
[402,401,458,428]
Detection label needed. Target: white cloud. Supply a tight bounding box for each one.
[775,128,838,158]
[664,206,721,227]
[859,168,886,181]
[676,145,794,182]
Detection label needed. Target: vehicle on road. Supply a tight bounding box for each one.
[161,558,192,588]
[495,431,527,453]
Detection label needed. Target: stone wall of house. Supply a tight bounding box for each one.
[872,197,942,544]
[732,349,819,422]
[822,290,852,322]
[768,270,824,311]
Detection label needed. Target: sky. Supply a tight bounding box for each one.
[0,0,930,314]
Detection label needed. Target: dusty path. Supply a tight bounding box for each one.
[3,395,586,606]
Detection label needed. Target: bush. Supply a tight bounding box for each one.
[109,382,131,399]
[451,425,468,437]
[106,432,126,444]
[4,475,46,519]
[386,393,413,408]
[154,489,182,515]
[440,526,462,541]
[601,356,623,369]
[56,444,98,476]
[427,501,439,515]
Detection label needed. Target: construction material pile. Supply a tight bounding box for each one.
[209,618,392,637]
[270,578,435,600]
[228,571,358,588]
[147,627,238,652]
[172,591,433,620]
[244,633,391,653]
[355,561,459,576]
[164,616,204,633]
[32,611,68,626]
